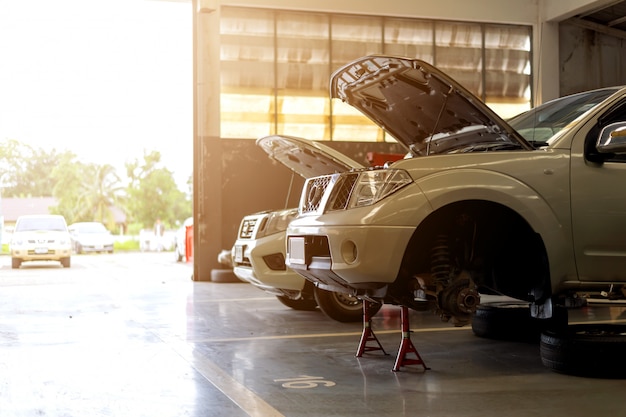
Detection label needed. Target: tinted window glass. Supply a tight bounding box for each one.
[508,88,620,146]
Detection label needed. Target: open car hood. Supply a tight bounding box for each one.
[256,135,365,179]
[330,55,532,155]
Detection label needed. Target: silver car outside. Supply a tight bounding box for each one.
[10,214,72,268]
[68,222,115,254]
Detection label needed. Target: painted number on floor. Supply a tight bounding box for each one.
[274,375,336,389]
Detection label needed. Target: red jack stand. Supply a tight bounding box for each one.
[356,301,387,357]
[392,305,430,372]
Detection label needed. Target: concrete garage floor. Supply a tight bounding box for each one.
[1,252,626,417]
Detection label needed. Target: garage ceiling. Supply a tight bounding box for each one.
[568,1,626,39]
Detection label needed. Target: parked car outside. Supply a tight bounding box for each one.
[174,217,193,262]
[68,222,115,254]
[283,55,626,376]
[10,214,72,268]
[231,135,382,322]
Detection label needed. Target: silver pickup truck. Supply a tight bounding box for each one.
[283,55,626,377]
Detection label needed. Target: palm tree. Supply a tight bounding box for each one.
[51,159,125,227]
[75,163,125,228]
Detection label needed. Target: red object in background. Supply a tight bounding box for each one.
[366,152,405,167]
[185,225,194,263]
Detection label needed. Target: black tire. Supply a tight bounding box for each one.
[210,268,241,283]
[174,245,183,262]
[276,295,318,311]
[472,302,539,342]
[11,258,21,269]
[540,324,626,378]
[314,287,381,323]
[61,257,71,268]
[472,302,568,343]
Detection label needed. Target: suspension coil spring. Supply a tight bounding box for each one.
[431,234,451,284]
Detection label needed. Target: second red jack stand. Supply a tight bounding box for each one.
[392,305,430,372]
[356,301,388,357]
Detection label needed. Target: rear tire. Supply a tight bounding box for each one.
[472,302,567,343]
[314,287,381,323]
[472,302,539,342]
[61,257,71,268]
[540,324,626,378]
[210,268,241,282]
[276,295,318,311]
[11,258,21,269]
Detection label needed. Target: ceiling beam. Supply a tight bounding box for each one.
[568,16,626,39]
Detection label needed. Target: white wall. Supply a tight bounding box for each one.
[221,0,538,25]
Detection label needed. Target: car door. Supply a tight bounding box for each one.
[570,101,626,282]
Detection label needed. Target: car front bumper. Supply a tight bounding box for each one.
[11,247,72,262]
[285,223,415,291]
[76,243,114,252]
[231,232,306,292]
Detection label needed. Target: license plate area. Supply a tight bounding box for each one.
[288,237,306,265]
[35,247,48,254]
[234,245,244,263]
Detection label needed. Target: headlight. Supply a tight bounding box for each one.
[347,169,413,209]
[256,208,298,239]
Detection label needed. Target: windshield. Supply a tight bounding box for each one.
[507,87,621,147]
[420,123,524,155]
[16,217,67,232]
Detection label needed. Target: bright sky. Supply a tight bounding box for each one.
[0,0,192,189]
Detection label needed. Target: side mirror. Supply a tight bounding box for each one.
[597,122,626,153]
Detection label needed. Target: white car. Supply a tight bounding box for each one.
[231,136,382,322]
[10,214,72,268]
[174,217,193,262]
[68,222,115,254]
[284,55,626,377]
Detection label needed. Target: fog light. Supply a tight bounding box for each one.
[341,240,357,264]
[263,253,286,271]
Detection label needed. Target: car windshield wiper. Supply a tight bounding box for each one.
[449,142,525,153]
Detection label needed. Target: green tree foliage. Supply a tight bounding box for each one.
[0,140,72,197]
[49,152,83,221]
[125,150,191,228]
[0,139,22,188]
[1,140,191,232]
[50,155,124,228]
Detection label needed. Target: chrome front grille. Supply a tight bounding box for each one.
[301,176,332,214]
[328,173,358,211]
[239,218,257,239]
[300,172,362,214]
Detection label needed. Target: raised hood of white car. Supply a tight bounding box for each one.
[256,135,365,179]
[330,55,532,155]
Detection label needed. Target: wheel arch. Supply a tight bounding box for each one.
[409,169,576,298]
[399,199,552,303]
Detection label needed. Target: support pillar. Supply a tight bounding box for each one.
[192,0,222,281]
